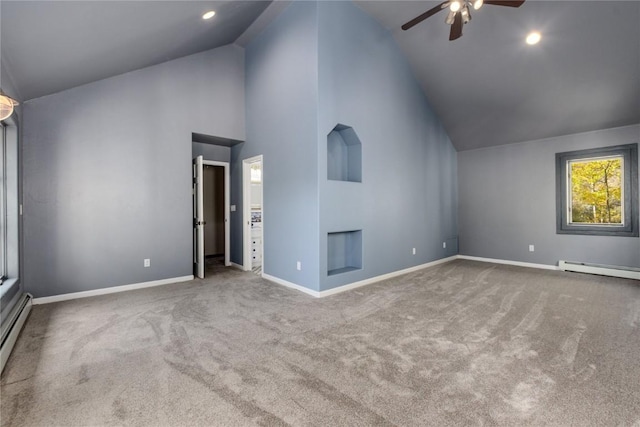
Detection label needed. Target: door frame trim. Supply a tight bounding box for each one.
[242,155,263,272]
[194,156,205,278]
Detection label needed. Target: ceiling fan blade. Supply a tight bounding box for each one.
[449,12,463,40]
[483,1,525,7]
[402,1,448,31]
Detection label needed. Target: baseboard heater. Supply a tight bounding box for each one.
[0,293,33,374]
[559,260,640,281]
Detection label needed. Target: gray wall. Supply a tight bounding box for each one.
[235,1,458,292]
[23,45,245,297]
[317,1,458,291]
[233,1,320,289]
[458,124,640,268]
[192,141,230,163]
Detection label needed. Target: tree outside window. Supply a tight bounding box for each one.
[569,157,622,225]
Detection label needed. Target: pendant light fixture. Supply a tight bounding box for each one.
[0,89,20,121]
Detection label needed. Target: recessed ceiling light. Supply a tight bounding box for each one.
[526,31,541,45]
[202,11,216,20]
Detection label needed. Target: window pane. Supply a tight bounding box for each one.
[0,124,4,280]
[250,163,261,183]
[569,156,623,225]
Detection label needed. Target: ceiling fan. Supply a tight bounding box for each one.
[401,0,525,41]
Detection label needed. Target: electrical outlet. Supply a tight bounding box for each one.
[144,258,151,267]
[231,205,236,212]
[443,242,447,249]
[529,245,535,252]
[296,261,301,271]
[412,248,416,255]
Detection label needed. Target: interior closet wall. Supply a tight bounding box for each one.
[203,166,225,256]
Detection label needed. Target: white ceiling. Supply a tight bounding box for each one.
[1,1,638,151]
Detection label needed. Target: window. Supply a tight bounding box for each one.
[0,116,19,286]
[556,144,638,236]
[1,123,6,282]
[0,115,21,327]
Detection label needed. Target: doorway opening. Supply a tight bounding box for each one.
[193,156,230,279]
[203,164,226,271]
[243,156,263,274]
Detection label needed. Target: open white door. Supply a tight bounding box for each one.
[193,155,205,278]
[243,155,263,272]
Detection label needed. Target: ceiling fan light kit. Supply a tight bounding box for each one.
[401,0,525,41]
[445,11,456,25]
[0,89,20,121]
[460,7,471,24]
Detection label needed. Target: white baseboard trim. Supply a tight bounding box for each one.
[32,275,195,305]
[230,262,245,271]
[262,273,321,298]
[32,256,561,304]
[457,255,559,271]
[262,256,458,298]
[319,255,459,297]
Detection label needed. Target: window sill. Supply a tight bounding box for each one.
[556,227,638,237]
[0,278,19,299]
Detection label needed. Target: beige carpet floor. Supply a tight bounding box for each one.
[1,260,639,426]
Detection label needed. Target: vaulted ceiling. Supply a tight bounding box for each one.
[355,1,640,150]
[1,1,638,151]
[0,1,270,101]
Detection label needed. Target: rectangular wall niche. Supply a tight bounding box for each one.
[327,230,362,276]
[327,124,362,182]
